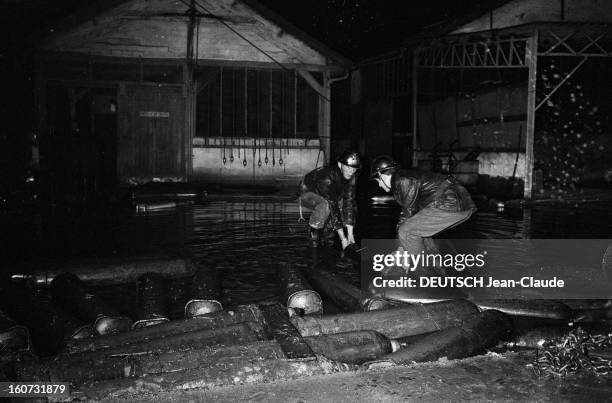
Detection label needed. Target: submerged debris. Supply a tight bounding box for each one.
[529,327,612,377]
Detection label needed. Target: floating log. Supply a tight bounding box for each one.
[260,303,315,359]
[135,201,176,212]
[306,268,390,312]
[185,266,223,318]
[131,183,205,202]
[304,330,400,364]
[571,308,612,323]
[503,325,572,349]
[471,299,572,320]
[11,257,196,286]
[61,321,268,371]
[278,265,322,315]
[375,310,513,365]
[291,299,480,339]
[557,299,612,310]
[64,304,266,354]
[0,308,31,353]
[133,273,169,329]
[72,356,350,401]
[50,272,132,335]
[0,285,93,355]
[17,340,286,384]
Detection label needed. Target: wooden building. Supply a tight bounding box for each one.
[36,0,350,196]
[354,0,612,199]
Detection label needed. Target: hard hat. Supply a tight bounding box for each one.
[338,149,362,169]
[370,155,398,178]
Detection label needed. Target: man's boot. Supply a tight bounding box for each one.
[322,230,336,247]
[308,227,321,247]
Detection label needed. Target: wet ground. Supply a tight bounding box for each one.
[118,351,612,403]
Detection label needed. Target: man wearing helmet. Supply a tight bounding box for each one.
[370,155,476,257]
[299,150,361,249]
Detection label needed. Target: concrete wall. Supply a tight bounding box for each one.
[415,151,525,179]
[192,137,322,186]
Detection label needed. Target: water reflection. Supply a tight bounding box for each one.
[3,196,611,309]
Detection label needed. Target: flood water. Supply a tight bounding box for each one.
[3,191,611,314]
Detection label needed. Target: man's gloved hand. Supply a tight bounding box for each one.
[346,224,356,245]
[340,236,350,250]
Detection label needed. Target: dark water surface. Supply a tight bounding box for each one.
[3,195,612,310]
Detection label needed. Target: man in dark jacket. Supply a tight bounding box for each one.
[370,155,476,257]
[299,150,361,249]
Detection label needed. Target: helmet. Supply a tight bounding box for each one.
[370,155,398,178]
[338,150,362,169]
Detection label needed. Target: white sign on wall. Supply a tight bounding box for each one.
[139,111,170,118]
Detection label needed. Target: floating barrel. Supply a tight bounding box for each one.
[64,304,266,354]
[133,273,169,329]
[306,268,390,312]
[11,256,196,286]
[374,310,512,365]
[185,266,223,318]
[278,265,322,316]
[73,356,349,400]
[471,299,572,320]
[291,299,479,339]
[17,339,286,384]
[0,285,93,355]
[50,272,132,335]
[0,308,31,353]
[304,330,400,364]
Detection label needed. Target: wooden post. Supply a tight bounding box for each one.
[411,49,418,168]
[524,30,539,200]
[321,72,331,164]
[298,70,330,164]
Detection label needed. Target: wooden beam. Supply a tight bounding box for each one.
[524,30,539,200]
[297,70,324,95]
[298,70,331,163]
[195,70,220,94]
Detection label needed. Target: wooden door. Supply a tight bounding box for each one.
[117,85,186,184]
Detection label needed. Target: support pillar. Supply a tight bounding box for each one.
[411,49,419,168]
[524,30,539,200]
